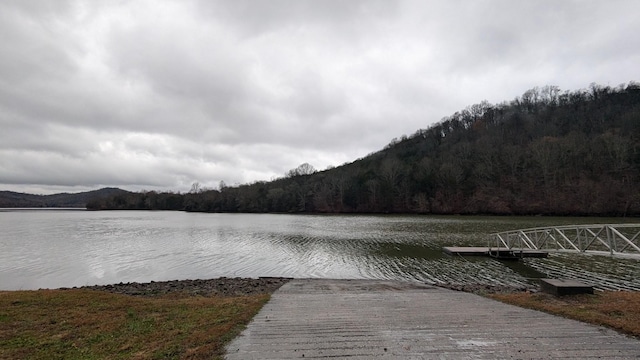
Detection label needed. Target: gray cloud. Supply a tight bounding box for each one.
[1,0,638,194]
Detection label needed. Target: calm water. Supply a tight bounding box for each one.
[1,210,638,291]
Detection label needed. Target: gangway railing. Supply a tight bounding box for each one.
[490,224,640,257]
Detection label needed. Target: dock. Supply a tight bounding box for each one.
[442,246,548,259]
[225,279,640,359]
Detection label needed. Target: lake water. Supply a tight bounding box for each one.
[1,210,639,291]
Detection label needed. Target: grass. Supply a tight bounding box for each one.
[5,285,639,359]
[490,290,640,338]
[0,289,269,360]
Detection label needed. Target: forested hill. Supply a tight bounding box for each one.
[0,188,129,208]
[88,82,640,216]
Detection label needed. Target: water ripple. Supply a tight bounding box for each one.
[1,211,638,291]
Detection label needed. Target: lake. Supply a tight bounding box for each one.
[1,210,638,291]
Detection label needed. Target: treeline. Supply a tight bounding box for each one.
[88,82,640,216]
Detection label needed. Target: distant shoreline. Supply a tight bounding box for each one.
[0,207,86,211]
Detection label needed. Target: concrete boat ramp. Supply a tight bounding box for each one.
[226,279,640,359]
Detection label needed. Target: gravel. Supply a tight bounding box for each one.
[437,282,538,294]
[69,278,535,298]
[73,277,292,297]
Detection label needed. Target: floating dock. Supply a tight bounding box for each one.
[442,246,548,259]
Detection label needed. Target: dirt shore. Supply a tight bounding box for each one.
[69,277,532,298]
[438,282,536,294]
[72,277,293,297]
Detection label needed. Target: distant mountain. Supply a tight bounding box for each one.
[89,82,640,216]
[0,188,130,208]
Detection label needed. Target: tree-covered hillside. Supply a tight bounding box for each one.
[88,82,640,216]
[0,188,130,208]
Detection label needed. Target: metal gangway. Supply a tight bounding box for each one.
[490,224,640,257]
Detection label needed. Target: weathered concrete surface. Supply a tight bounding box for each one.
[226,279,640,359]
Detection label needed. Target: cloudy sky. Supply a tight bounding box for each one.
[1,0,638,194]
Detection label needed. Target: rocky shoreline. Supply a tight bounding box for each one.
[71,277,534,298]
[75,277,293,297]
[438,282,537,294]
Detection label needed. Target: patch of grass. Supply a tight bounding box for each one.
[0,289,269,360]
[490,290,640,338]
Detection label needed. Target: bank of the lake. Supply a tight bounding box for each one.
[0,277,290,360]
[3,277,640,360]
[74,277,292,297]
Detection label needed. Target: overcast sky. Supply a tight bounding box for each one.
[1,0,638,195]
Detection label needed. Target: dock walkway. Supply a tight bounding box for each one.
[442,246,549,258]
[225,279,640,359]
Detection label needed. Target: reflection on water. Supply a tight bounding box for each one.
[0,210,638,291]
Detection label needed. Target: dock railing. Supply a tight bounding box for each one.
[490,224,640,257]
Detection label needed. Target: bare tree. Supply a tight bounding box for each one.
[189,182,201,194]
[287,163,317,177]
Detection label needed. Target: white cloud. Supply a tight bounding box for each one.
[1,0,638,194]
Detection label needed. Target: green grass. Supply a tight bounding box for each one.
[0,289,269,360]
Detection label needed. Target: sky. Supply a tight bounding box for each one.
[1,1,639,195]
